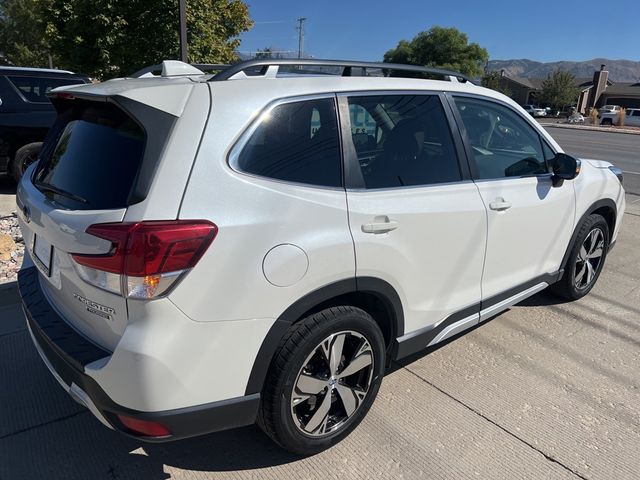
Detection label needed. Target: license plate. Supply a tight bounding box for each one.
[33,234,53,276]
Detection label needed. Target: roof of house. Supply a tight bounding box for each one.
[601,82,640,96]
[501,74,613,91]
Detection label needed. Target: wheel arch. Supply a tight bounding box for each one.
[559,198,617,276]
[244,277,404,395]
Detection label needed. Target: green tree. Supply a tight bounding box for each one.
[540,70,579,111]
[42,0,253,78]
[481,70,512,97]
[384,26,488,78]
[0,0,56,67]
[255,47,273,59]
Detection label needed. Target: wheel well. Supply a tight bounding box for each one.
[591,205,616,237]
[296,291,396,350]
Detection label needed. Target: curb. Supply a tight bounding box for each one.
[541,123,640,136]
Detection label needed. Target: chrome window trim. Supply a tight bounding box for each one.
[345,179,476,193]
[226,93,345,191]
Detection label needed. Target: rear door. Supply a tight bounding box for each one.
[16,97,174,350]
[340,92,486,342]
[450,95,575,310]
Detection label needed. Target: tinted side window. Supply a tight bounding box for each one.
[7,76,85,103]
[236,98,341,188]
[454,97,549,179]
[347,95,461,189]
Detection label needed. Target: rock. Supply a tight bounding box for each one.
[0,233,17,261]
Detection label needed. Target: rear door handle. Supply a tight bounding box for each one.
[489,198,512,211]
[361,216,399,234]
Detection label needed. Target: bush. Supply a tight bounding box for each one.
[589,108,599,125]
[616,108,626,127]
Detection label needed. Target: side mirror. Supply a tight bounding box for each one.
[551,153,580,185]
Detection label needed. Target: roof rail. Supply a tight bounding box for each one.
[130,62,230,78]
[210,59,471,83]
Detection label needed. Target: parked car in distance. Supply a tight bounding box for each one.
[601,107,640,127]
[0,67,90,182]
[598,105,621,115]
[568,112,585,124]
[522,104,547,117]
[17,59,625,455]
[625,108,640,126]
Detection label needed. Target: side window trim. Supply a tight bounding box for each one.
[445,92,557,181]
[338,90,470,190]
[227,93,344,190]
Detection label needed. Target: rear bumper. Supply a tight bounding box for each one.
[19,266,260,441]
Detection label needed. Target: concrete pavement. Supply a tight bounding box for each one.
[0,194,638,479]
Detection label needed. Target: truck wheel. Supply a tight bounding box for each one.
[12,142,42,183]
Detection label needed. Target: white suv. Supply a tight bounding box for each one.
[17,60,625,455]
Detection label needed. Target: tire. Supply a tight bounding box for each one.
[551,214,609,300]
[601,118,613,126]
[258,306,385,455]
[11,142,42,183]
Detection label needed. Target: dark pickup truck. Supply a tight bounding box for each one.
[0,67,90,182]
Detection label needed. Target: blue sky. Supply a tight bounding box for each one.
[239,1,640,62]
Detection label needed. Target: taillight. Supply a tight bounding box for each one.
[72,221,217,299]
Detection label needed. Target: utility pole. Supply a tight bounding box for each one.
[179,0,188,62]
[296,17,307,59]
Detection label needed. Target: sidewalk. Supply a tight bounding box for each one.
[539,120,640,135]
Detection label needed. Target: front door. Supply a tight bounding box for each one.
[450,95,575,308]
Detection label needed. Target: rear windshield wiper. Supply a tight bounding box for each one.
[35,182,89,205]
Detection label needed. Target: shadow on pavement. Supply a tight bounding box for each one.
[389,289,566,374]
[516,289,571,307]
[0,175,16,195]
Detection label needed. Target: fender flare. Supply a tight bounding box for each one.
[559,198,617,276]
[244,277,404,395]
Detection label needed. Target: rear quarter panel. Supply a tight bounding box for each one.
[170,83,355,323]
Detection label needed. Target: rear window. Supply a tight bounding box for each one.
[7,75,86,103]
[34,101,146,210]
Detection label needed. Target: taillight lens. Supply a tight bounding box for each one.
[72,221,217,298]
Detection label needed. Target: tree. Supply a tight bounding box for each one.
[481,70,512,97]
[255,47,273,59]
[384,26,488,78]
[540,70,579,111]
[0,0,56,67]
[34,0,253,78]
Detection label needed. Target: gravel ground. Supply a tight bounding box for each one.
[0,212,23,284]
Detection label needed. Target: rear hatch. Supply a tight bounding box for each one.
[16,84,191,351]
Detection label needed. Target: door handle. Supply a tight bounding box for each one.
[489,198,512,211]
[361,216,399,234]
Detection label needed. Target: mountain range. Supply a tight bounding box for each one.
[487,58,640,83]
